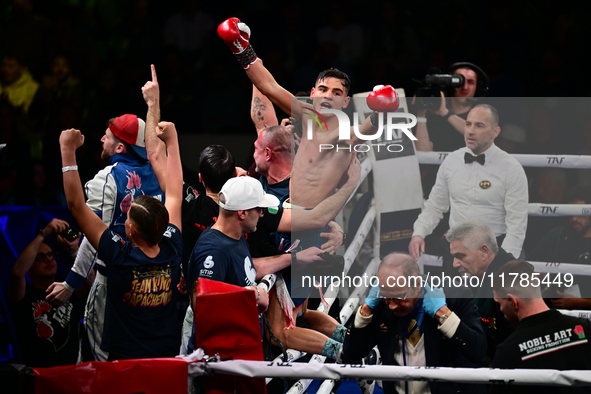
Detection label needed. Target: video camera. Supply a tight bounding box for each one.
[414,70,465,109]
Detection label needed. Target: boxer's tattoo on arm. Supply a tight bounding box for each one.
[252,97,266,122]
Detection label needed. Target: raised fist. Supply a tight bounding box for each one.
[59,129,85,151]
[367,85,400,113]
[218,17,251,54]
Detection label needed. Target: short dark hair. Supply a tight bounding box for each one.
[315,68,351,95]
[473,104,499,128]
[564,185,591,205]
[199,145,235,193]
[129,195,169,245]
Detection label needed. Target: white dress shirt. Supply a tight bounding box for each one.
[413,143,528,257]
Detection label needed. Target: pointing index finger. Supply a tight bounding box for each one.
[151,64,157,83]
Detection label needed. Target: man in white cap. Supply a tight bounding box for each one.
[188,176,324,313]
[46,113,163,361]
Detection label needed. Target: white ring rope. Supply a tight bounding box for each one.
[345,157,372,206]
[318,204,377,313]
[528,203,591,216]
[280,205,377,392]
[417,151,591,168]
[557,309,591,320]
[529,261,591,276]
[188,358,591,387]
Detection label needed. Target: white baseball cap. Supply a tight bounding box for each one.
[218,176,280,211]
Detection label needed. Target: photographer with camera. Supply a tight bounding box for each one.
[6,218,83,368]
[414,62,489,153]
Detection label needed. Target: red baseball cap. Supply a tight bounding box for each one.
[108,114,147,159]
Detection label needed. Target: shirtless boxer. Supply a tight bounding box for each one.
[219,17,399,359]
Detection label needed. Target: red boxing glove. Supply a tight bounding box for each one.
[367,85,400,113]
[218,17,251,54]
[218,17,258,69]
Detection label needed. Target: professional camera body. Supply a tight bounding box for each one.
[414,62,490,109]
[61,227,79,242]
[414,71,465,109]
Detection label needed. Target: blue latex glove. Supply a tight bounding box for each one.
[423,284,447,317]
[365,284,382,309]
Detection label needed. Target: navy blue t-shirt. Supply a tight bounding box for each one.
[97,224,182,359]
[188,227,256,294]
[260,176,289,203]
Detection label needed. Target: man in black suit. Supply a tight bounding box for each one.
[341,252,487,394]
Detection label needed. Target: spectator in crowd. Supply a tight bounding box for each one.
[46,66,164,361]
[0,54,39,114]
[409,104,528,262]
[446,220,516,362]
[58,115,183,360]
[6,218,82,368]
[341,252,487,394]
[30,54,83,134]
[490,259,591,394]
[529,185,591,309]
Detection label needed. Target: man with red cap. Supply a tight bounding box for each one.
[46,112,163,361]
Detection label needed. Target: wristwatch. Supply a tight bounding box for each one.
[37,229,47,239]
[438,309,452,325]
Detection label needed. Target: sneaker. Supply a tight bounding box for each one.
[357,347,381,394]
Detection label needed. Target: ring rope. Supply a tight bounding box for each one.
[417,151,591,168]
[528,203,591,216]
[188,357,591,387]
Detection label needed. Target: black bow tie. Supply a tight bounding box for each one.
[464,152,485,165]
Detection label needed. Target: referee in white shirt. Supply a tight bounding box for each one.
[409,104,528,260]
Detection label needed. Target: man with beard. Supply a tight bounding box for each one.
[46,112,162,361]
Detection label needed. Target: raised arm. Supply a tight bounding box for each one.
[143,64,167,191]
[156,121,183,231]
[218,17,300,119]
[60,129,107,251]
[251,82,278,134]
[6,219,70,303]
